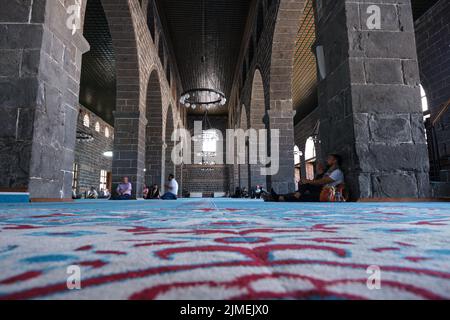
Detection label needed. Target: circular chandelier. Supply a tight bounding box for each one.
[180,88,227,110]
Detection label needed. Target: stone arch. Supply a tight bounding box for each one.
[100,0,141,114]
[270,0,305,109]
[100,0,144,197]
[266,0,305,193]
[145,70,164,188]
[163,104,176,190]
[249,69,267,188]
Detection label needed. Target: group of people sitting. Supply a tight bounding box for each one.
[114,174,179,201]
[72,187,110,200]
[73,153,344,203]
[263,153,346,202]
[232,185,266,199]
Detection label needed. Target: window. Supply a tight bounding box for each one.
[100,170,107,191]
[305,137,316,162]
[294,145,302,165]
[83,114,90,128]
[95,122,100,132]
[72,163,79,191]
[420,85,429,112]
[202,130,219,153]
[294,145,302,190]
[420,85,430,120]
[305,137,317,180]
[105,127,110,138]
[200,130,219,165]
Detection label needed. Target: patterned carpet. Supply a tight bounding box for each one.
[0,199,449,300]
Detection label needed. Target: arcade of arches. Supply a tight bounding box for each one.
[1,0,449,201]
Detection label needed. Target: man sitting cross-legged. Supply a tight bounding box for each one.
[114,176,133,200]
[161,174,178,200]
[263,154,344,202]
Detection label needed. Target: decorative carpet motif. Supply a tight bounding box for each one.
[0,199,449,300]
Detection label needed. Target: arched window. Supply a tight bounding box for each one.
[105,127,110,138]
[420,85,430,120]
[304,137,317,180]
[202,129,219,153]
[83,114,90,128]
[294,145,301,165]
[294,145,302,190]
[305,137,316,162]
[95,122,100,132]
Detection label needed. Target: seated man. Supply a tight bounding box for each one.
[115,176,132,200]
[161,174,178,200]
[264,154,344,202]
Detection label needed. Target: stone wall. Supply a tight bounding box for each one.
[182,115,232,194]
[0,0,90,200]
[316,0,429,199]
[0,0,183,200]
[415,0,450,169]
[74,105,114,195]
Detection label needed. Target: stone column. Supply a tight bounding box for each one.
[0,0,89,200]
[112,111,147,199]
[267,108,296,194]
[316,0,430,199]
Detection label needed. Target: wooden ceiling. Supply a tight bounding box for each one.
[80,0,116,125]
[79,0,439,125]
[156,0,252,115]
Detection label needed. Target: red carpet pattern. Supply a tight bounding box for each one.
[0,199,450,299]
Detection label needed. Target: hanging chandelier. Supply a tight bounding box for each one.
[180,88,227,110]
[179,0,227,111]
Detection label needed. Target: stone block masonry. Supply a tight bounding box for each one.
[74,105,114,195]
[0,0,89,200]
[316,0,430,199]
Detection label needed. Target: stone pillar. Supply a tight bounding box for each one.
[112,112,147,199]
[0,0,89,200]
[267,108,296,194]
[316,0,430,199]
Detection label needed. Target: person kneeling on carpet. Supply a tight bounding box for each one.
[263,154,345,202]
[161,174,178,200]
[114,176,133,200]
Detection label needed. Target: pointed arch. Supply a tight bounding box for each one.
[249,69,267,188]
[100,0,141,114]
[239,106,250,191]
[163,104,176,190]
[270,0,306,109]
[145,70,164,187]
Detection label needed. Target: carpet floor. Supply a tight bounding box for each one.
[0,199,449,300]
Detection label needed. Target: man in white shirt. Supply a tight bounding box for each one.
[161,174,178,200]
[263,154,345,202]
